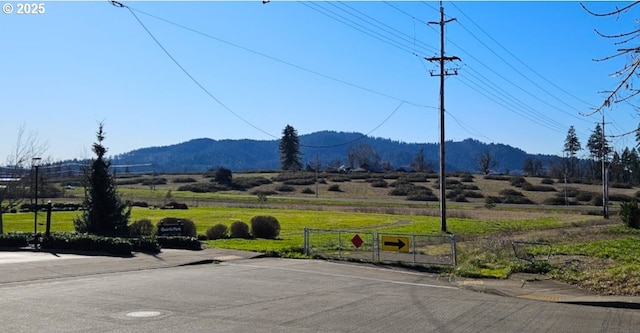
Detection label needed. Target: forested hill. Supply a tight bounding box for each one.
[111,131,561,173]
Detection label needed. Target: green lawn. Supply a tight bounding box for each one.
[0,207,590,254]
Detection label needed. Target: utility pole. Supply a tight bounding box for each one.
[602,112,609,219]
[426,1,460,233]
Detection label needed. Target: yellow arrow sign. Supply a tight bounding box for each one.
[381,236,410,253]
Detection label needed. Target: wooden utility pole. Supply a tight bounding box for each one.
[602,113,609,219]
[426,1,460,233]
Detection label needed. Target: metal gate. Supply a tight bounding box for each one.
[303,228,457,266]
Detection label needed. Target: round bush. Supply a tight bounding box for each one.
[129,219,156,237]
[327,184,342,192]
[276,185,296,192]
[206,224,229,240]
[230,221,251,238]
[541,178,554,185]
[370,180,388,188]
[499,189,523,197]
[301,187,315,194]
[251,215,281,239]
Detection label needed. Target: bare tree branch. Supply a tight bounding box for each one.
[580,2,640,17]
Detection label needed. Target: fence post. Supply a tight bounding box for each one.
[412,235,416,263]
[451,234,457,266]
[338,230,342,259]
[373,232,378,262]
[303,227,309,256]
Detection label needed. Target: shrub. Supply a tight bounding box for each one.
[483,174,510,181]
[510,177,529,188]
[214,167,233,185]
[370,180,388,188]
[610,193,633,202]
[141,177,167,186]
[591,194,604,206]
[156,236,201,250]
[131,201,149,208]
[132,237,162,254]
[389,184,412,196]
[251,215,280,239]
[521,184,556,192]
[157,217,197,237]
[454,195,468,202]
[327,184,342,192]
[499,189,523,197]
[464,191,484,198]
[129,219,156,237]
[407,186,437,201]
[541,178,554,185]
[177,183,217,193]
[576,191,595,202]
[328,175,351,182]
[0,233,28,247]
[206,224,229,240]
[283,178,315,186]
[460,174,474,182]
[172,177,197,183]
[620,200,640,229]
[234,176,272,189]
[301,187,315,194]
[502,196,535,205]
[41,233,133,256]
[161,201,189,210]
[542,197,570,205]
[276,185,296,192]
[484,197,497,209]
[230,221,251,238]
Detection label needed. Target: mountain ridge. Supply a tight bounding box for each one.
[111,131,561,173]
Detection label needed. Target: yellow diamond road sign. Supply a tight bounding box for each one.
[381,236,410,253]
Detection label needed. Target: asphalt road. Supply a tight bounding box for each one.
[0,256,638,333]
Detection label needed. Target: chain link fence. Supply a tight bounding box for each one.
[304,228,457,266]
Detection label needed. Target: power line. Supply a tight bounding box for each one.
[129,6,433,109]
[450,2,596,109]
[111,2,431,151]
[300,2,431,57]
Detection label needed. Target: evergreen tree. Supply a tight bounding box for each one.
[587,123,608,161]
[586,123,610,181]
[279,125,303,171]
[74,123,130,236]
[563,126,581,178]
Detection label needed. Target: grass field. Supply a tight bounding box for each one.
[6,171,640,295]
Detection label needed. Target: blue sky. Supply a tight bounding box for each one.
[2,1,639,162]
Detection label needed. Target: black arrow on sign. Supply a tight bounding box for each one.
[384,239,406,250]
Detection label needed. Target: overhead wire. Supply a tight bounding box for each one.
[131,4,433,108]
[299,2,431,57]
[450,2,596,109]
[110,1,436,150]
[389,2,581,135]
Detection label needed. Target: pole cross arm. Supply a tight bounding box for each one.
[425,56,461,62]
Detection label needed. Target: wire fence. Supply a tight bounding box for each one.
[304,228,457,267]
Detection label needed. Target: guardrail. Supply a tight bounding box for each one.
[303,228,457,266]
